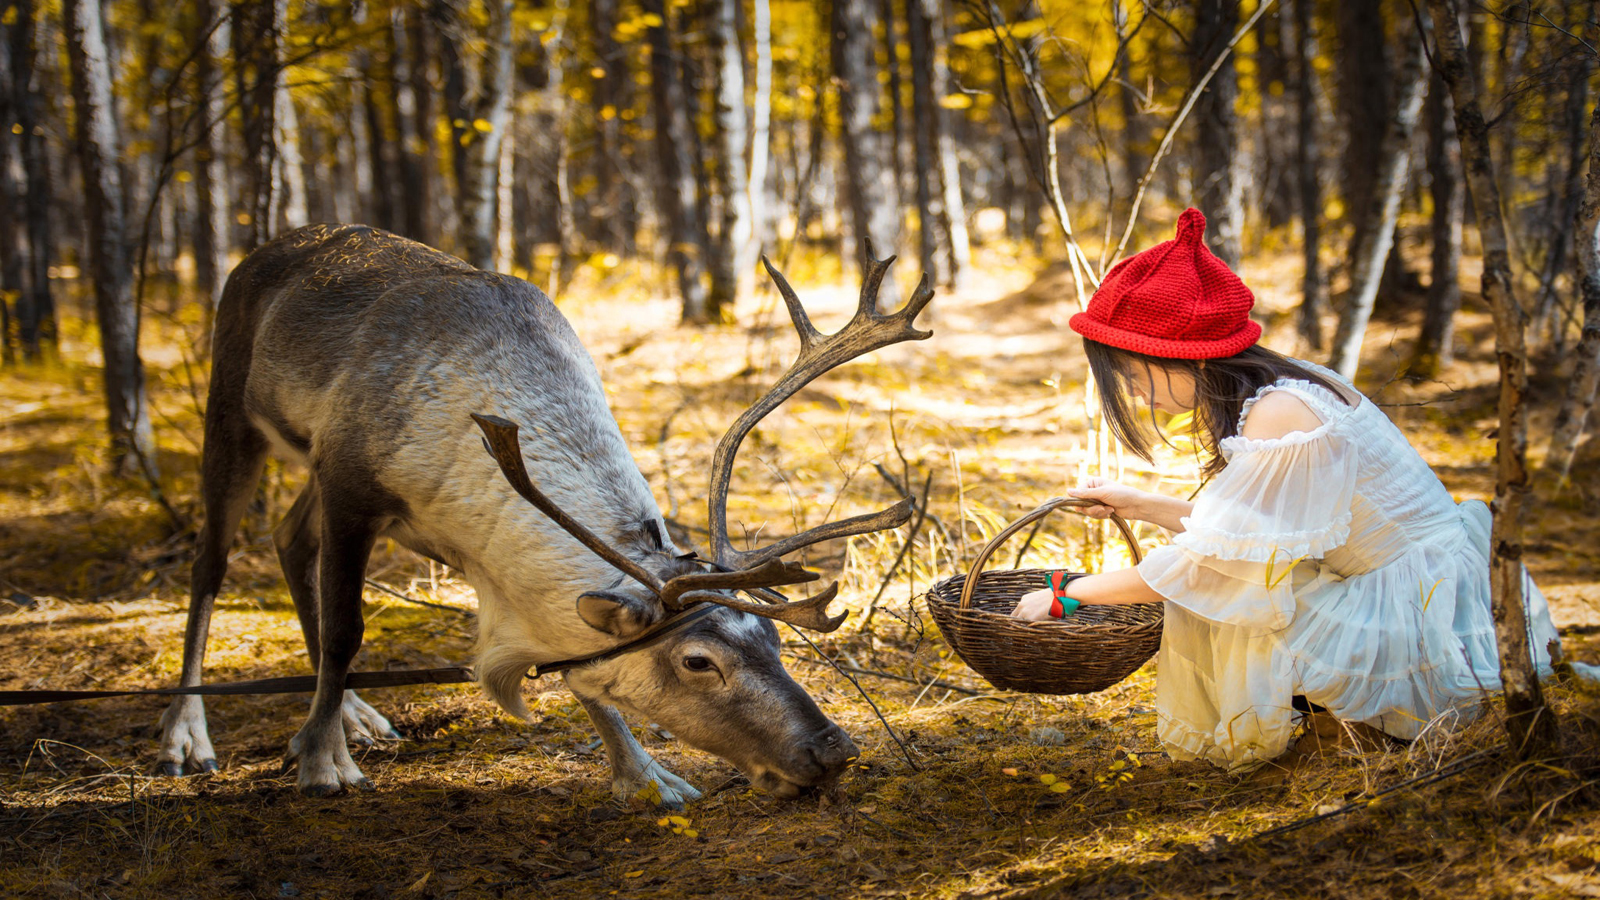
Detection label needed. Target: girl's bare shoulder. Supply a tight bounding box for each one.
[1239,389,1326,441]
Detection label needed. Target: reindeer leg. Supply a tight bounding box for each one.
[285,498,380,796]
[574,693,701,809]
[156,422,268,776]
[274,482,399,746]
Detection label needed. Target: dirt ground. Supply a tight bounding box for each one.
[3,242,1600,899]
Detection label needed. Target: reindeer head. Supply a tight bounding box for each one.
[473,248,932,797]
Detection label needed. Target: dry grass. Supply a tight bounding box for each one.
[3,243,1600,899]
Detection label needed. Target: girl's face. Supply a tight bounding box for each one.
[1125,363,1197,413]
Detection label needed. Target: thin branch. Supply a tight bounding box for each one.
[1109,0,1278,265]
[786,626,922,772]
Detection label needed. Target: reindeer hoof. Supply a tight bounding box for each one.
[156,762,184,777]
[300,781,346,799]
[341,690,402,746]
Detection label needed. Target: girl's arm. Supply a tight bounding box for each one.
[1069,479,1192,533]
[1009,567,1163,621]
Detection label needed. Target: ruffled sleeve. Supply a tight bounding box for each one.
[1136,387,1359,630]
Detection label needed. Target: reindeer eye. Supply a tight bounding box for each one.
[683,656,714,672]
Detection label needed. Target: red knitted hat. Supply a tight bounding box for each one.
[1068,208,1260,359]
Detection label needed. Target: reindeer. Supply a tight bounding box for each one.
[156,224,933,802]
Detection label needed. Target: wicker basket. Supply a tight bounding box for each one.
[925,497,1164,694]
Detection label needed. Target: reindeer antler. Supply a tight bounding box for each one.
[472,413,664,594]
[473,249,933,637]
[705,245,934,572]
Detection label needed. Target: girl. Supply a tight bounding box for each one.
[1011,208,1566,773]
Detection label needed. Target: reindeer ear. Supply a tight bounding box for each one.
[576,589,662,638]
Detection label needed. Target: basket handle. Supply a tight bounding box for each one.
[958,497,1144,611]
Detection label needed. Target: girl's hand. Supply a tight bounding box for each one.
[1011,587,1058,621]
[1067,477,1148,521]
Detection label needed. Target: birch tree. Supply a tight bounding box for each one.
[1290,0,1326,351]
[831,0,901,310]
[708,0,754,313]
[64,0,155,475]
[1411,71,1464,377]
[644,0,710,322]
[1546,94,1600,484]
[1191,0,1243,267]
[1426,0,1558,761]
[191,0,230,315]
[452,0,513,271]
[4,0,54,358]
[1328,27,1428,379]
[907,0,969,289]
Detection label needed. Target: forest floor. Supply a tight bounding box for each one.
[3,238,1600,900]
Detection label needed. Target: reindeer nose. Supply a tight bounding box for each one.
[804,724,860,780]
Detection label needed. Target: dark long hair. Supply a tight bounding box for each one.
[1084,340,1352,478]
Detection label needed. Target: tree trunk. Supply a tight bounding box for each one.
[1290,0,1326,351]
[1411,71,1464,377]
[6,0,55,359]
[589,0,628,253]
[831,0,901,309]
[1328,30,1428,380]
[750,0,773,254]
[1335,0,1389,269]
[390,8,435,245]
[708,0,754,315]
[1256,0,1293,229]
[644,0,710,321]
[0,9,20,364]
[907,0,967,289]
[361,41,398,233]
[878,0,908,209]
[1546,94,1600,483]
[1426,0,1558,762]
[453,0,512,271]
[906,0,945,285]
[191,0,230,316]
[234,0,283,251]
[533,2,573,289]
[64,0,155,475]
[1114,0,1147,209]
[276,79,308,231]
[1532,49,1593,351]
[1191,0,1242,267]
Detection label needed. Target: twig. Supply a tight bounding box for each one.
[1247,749,1496,842]
[785,626,921,772]
[862,469,933,629]
[788,655,983,696]
[363,578,474,618]
[1109,0,1278,265]
[129,439,189,535]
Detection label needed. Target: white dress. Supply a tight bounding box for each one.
[1135,362,1559,772]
